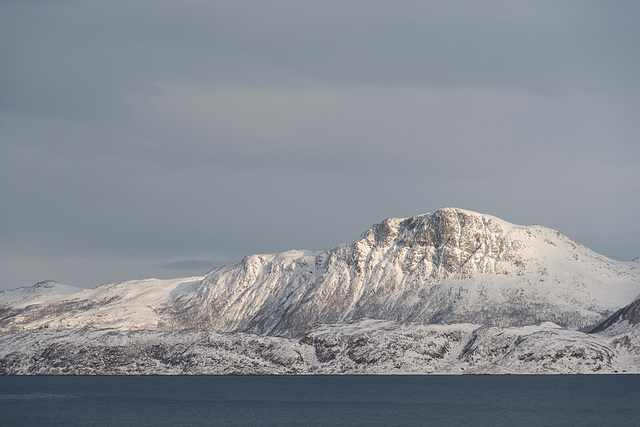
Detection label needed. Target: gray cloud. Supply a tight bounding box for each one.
[1,0,639,289]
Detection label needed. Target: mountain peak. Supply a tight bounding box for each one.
[361,208,517,248]
[356,207,521,282]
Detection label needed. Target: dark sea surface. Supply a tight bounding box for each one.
[1,375,639,426]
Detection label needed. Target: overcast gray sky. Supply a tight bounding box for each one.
[1,0,639,290]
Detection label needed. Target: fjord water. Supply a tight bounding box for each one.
[1,375,639,426]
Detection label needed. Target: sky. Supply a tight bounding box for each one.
[1,0,639,290]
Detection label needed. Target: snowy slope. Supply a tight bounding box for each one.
[0,277,203,332]
[592,296,640,336]
[2,208,639,337]
[588,292,640,371]
[591,259,640,336]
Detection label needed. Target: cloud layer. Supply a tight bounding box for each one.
[1,0,639,289]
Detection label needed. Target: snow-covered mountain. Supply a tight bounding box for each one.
[2,207,640,375]
[167,208,640,336]
[2,208,638,336]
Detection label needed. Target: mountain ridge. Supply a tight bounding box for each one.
[2,208,639,337]
[164,207,640,335]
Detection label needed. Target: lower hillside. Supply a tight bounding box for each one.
[1,320,636,375]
